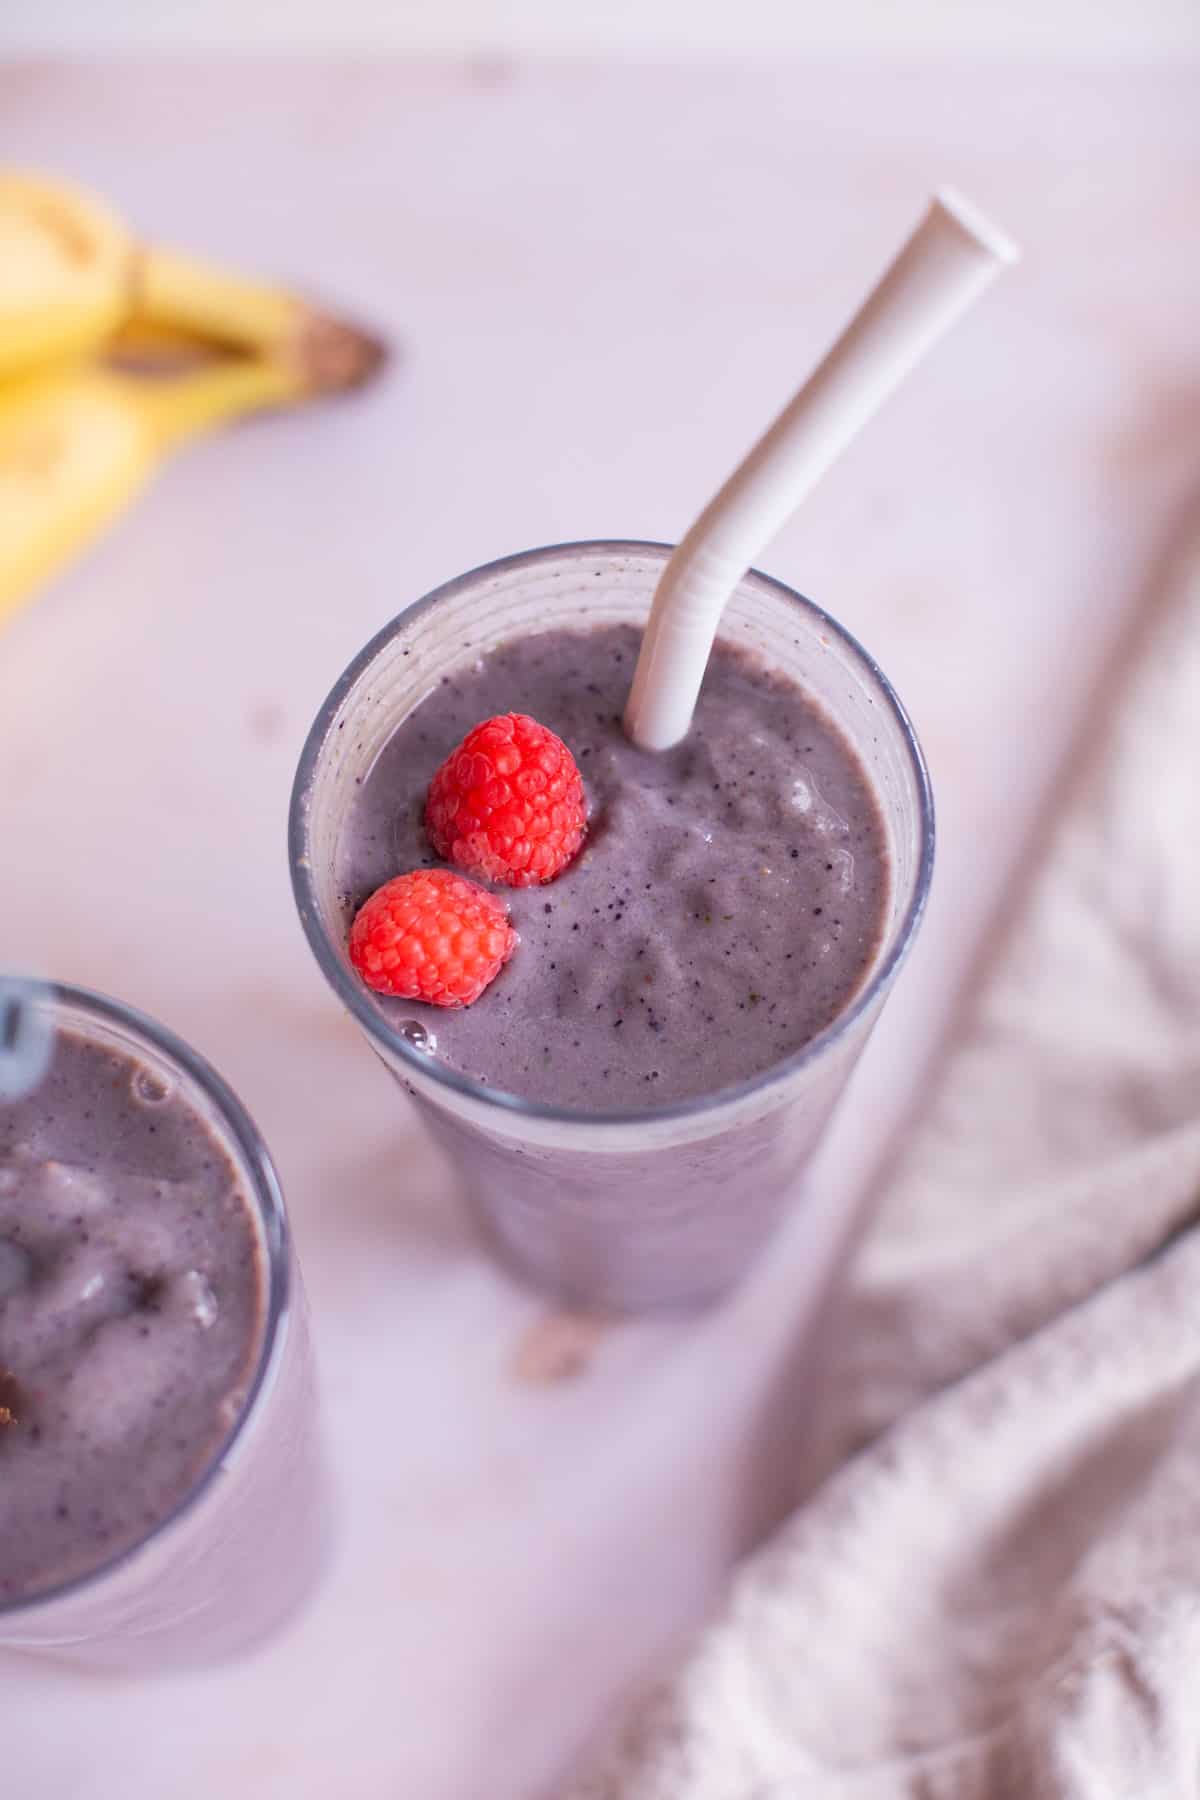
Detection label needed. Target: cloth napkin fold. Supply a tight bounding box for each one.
[568,531,1200,1800]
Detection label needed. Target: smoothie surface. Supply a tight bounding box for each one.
[0,1028,263,1603]
[338,623,890,1110]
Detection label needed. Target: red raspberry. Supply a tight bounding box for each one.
[425,712,587,887]
[348,869,516,1007]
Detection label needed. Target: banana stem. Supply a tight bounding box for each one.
[134,358,307,451]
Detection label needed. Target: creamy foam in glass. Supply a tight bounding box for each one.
[291,542,933,1309]
[0,980,328,1670]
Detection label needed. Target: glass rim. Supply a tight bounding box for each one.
[289,539,936,1129]
[0,978,291,1620]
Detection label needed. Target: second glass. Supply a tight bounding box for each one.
[290,543,933,1310]
[0,981,329,1671]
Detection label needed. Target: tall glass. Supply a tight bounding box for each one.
[0,981,329,1671]
[291,543,933,1310]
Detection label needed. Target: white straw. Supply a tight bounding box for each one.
[624,188,1020,751]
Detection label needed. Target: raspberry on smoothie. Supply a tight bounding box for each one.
[426,711,587,887]
[349,867,517,1006]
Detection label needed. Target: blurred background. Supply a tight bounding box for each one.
[1,5,1198,1799]
[4,0,1198,55]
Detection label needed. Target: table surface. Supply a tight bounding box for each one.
[1,57,1198,1800]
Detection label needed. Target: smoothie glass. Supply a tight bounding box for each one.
[290,543,934,1310]
[0,981,329,1671]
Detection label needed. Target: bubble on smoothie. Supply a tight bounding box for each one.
[0,1237,33,1301]
[400,1019,437,1055]
[177,1270,219,1330]
[791,766,850,836]
[814,803,850,836]
[132,1066,174,1106]
[830,847,856,891]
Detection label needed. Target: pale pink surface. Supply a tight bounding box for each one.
[1,57,1197,1800]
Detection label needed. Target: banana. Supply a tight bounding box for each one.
[0,358,309,625]
[0,171,385,387]
[0,174,130,377]
[0,172,386,627]
[106,314,219,369]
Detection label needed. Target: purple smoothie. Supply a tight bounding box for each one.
[0,1028,263,1605]
[336,623,889,1110]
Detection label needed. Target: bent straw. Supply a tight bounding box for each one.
[624,189,1019,751]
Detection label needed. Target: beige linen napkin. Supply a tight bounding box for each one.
[569,535,1200,1799]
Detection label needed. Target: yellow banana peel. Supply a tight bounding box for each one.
[106,314,225,368]
[0,167,388,627]
[0,170,385,389]
[0,358,310,628]
[0,175,131,378]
